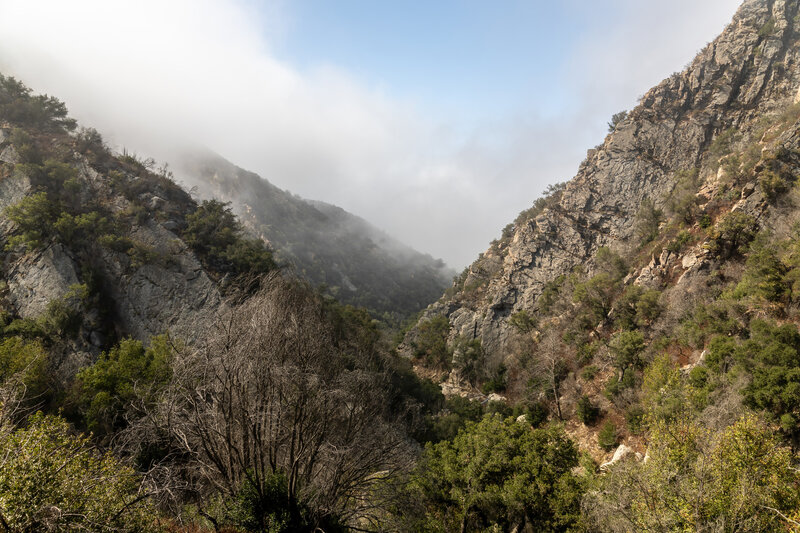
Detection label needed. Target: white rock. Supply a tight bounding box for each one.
[600,444,635,471]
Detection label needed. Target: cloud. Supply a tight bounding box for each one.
[0,0,742,268]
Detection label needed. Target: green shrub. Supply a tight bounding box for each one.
[707,211,757,259]
[413,315,452,370]
[581,365,599,381]
[0,412,156,531]
[610,330,645,371]
[634,197,663,244]
[73,335,174,436]
[576,395,599,425]
[666,230,691,253]
[184,199,276,276]
[0,75,77,132]
[598,420,618,451]
[408,416,583,532]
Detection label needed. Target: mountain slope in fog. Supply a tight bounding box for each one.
[178,151,453,321]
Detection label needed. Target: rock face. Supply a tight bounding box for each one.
[0,127,225,377]
[405,0,800,363]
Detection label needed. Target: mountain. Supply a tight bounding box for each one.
[177,151,453,323]
[403,0,800,368]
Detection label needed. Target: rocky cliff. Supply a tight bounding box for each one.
[0,114,226,378]
[404,0,800,373]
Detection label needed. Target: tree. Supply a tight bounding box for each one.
[183,199,275,276]
[0,412,156,532]
[634,197,663,244]
[413,315,452,369]
[607,110,628,133]
[73,335,174,437]
[406,415,584,532]
[137,274,413,530]
[586,414,800,532]
[708,211,758,260]
[609,330,645,372]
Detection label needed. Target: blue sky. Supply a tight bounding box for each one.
[0,0,742,267]
[275,1,575,121]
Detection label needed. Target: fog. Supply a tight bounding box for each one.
[0,0,741,268]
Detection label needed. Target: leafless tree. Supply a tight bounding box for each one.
[133,273,414,529]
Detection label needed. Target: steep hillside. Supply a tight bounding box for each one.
[404,0,800,371]
[178,152,452,323]
[0,77,284,379]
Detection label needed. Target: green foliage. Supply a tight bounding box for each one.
[597,420,618,450]
[707,211,757,259]
[607,110,628,133]
[736,320,800,439]
[709,128,740,161]
[679,300,741,348]
[0,412,157,532]
[665,229,691,253]
[634,196,662,244]
[206,470,342,533]
[538,274,566,315]
[614,285,661,330]
[572,249,627,333]
[580,364,598,381]
[625,405,645,434]
[481,363,507,394]
[183,199,276,276]
[511,182,566,230]
[0,75,77,132]
[452,337,485,386]
[590,414,800,532]
[0,337,48,403]
[73,336,174,436]
[408,415,583,532]
[508,309,536,333]
[576,395,599,425]
[609,330,645,372]
[667,168,700,224]
[728,236,788,306]
[3,191,57,251]
[413,315,452,370]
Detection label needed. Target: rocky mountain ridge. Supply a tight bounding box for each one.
[403,0,800,376]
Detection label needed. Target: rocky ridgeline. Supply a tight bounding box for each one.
[403,0,800,368]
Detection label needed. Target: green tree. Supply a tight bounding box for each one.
[609,330,645,372]
[409,415,583,532]
[0,412,157,532]
[587,414,800,532]
[184,199,275,275]
[73,336,174,436]
[413,315,452,369]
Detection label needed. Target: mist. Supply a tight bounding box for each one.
[0,0,741,268]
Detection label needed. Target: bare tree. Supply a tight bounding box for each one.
[137,273,414,529]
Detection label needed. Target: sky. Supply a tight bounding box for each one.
[0,0,742,268]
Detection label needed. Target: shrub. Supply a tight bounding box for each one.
[607,110,628,132]
[634,197,663,244]
[707,211,757,259]
[0,412,156,531]
[413,315,452,370]
[73,335,174,436]
[576,395,599,425]
[581,365,599,381]
[184,199,276,276]
[610,330,645,371]
[598,420,618,450]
